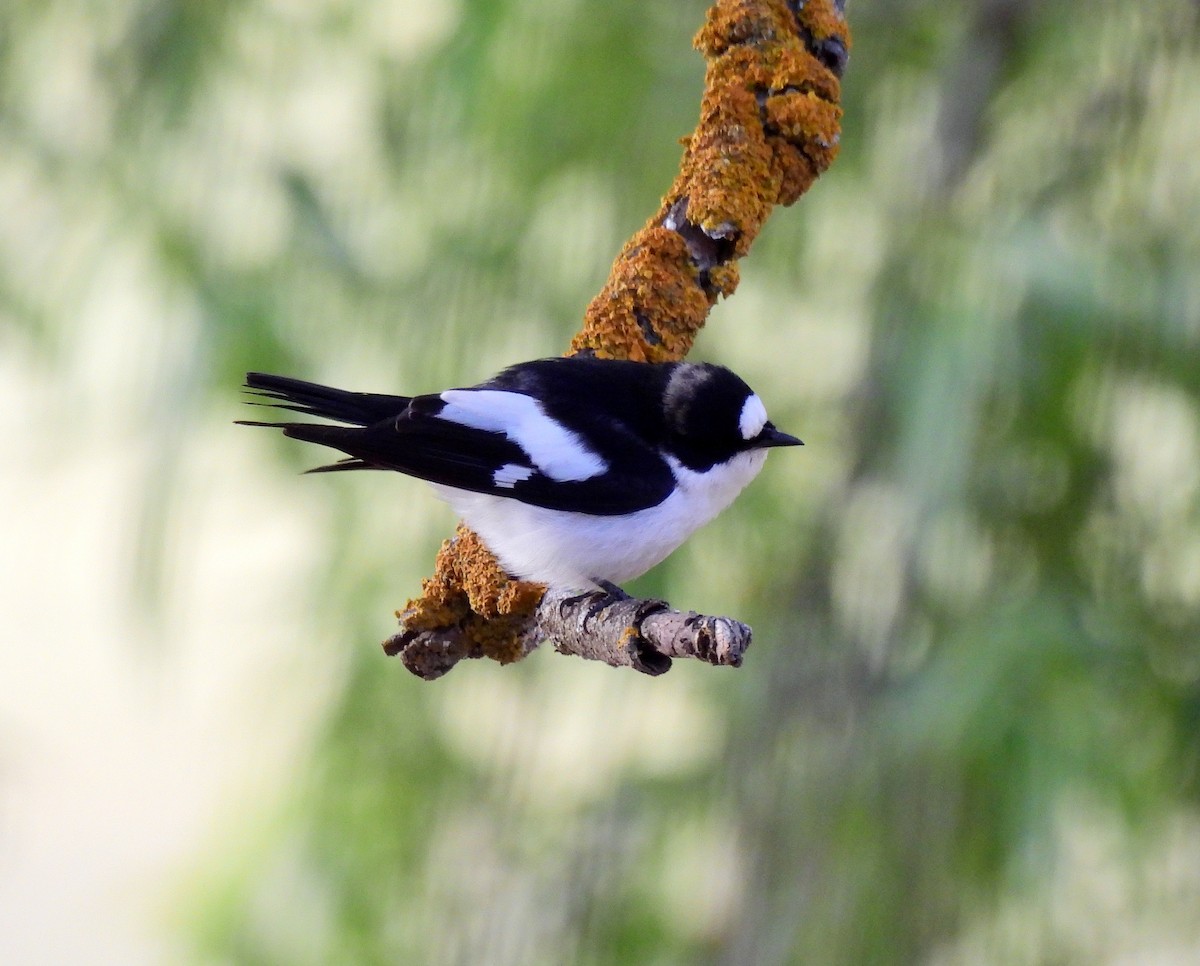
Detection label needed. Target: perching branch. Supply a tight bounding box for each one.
[391,0,850,677]
[539,589,753,675]
[386,586,752,680]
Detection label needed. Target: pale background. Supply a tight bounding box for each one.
[3,1,1200,963]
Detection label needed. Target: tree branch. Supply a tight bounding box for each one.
[385,588,752,680]
[539,588,753,675]
[389,0,850,678]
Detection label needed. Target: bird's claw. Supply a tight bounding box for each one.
[594,579,632,601]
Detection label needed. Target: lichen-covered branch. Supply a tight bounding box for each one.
[390,0,849,677]
[386,586,752,680]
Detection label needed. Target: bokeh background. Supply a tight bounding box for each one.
[3,0,1200,962]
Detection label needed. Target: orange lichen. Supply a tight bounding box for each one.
[400,526,544,624]
[571,228,711,362]
[794,2,849,48]
[391,0,849,673]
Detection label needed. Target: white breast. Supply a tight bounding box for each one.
[429,450,768,589]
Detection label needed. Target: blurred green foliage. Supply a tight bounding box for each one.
[5,0,1200,962]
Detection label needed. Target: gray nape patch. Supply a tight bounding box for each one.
[663,364,713,433]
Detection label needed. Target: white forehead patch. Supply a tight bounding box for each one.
[738,394,768,440]
[493,463,535,489]
[439,389,608,482]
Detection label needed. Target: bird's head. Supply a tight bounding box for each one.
[662,363,802,471]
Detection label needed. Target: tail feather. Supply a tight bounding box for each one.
[304,458,375,474]
[238,372,413,473]
[237,416,393,472]
[244,371,410,426]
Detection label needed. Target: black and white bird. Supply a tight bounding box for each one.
[239,357,801,592]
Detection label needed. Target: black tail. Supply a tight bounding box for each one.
[237,372,411,473]
[242,372,409,425]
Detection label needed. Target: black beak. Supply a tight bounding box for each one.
[753,426,804,449]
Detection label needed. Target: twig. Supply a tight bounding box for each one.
[385,588,752,679]
[539,588,752,675]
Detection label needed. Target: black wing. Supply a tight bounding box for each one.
[240,373,675,515]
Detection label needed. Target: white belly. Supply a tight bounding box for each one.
[430,450,768,590]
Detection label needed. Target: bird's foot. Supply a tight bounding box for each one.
[594,579,632,601]
[557,580,632,625]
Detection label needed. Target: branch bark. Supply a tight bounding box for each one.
[386,588,752,680]
[540,589,753,675]
[389,0,850,678]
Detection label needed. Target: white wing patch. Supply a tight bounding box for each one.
[439,389,608,482]
[493,462,534,489]
[738,394,768,440]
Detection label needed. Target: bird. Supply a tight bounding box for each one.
[238,356,802,593]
